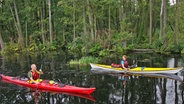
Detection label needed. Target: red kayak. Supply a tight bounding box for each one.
[0,74,96,95]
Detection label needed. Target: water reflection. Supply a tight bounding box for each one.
[29,91,96,103]
[91,68,184,104]
[167,58,175,68]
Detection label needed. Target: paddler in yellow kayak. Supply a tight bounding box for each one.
[121,55,129,70]
[28,64,43,84]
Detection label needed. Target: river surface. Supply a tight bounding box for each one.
[0,52,184,104]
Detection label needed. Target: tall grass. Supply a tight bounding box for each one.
[69,56,100,65]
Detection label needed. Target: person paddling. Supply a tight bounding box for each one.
[121,55,129,70]
[28,64,43,84]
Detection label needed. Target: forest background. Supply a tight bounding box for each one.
[0,0,184,62]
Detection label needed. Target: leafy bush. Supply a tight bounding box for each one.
[67,37,83,58]
[3,43,21,54]
[89,44,101,56]
[153,39,163,51]
[167,44,182,53]
[99,49,110,57]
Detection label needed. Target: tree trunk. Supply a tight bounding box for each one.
[0,33,4,51]
[174,0,179,45]
[149,0,152,45]
[119,0,123,23]
[82,1,87,37]
[163,0,167,48]
[119,0,126,32]
[94,15,97,42]
[13,0,24,47]
[25,21,28,47]
[73,1,76,40]
[41,1,46,44]
[86,0,94,42]
[62,27,65,42]
[108,4,111,36]
[0,5,4,51]
[159,0,164,40]
[48,0,53,44]
[10,4,19,36]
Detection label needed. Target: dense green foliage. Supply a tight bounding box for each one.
[1,0,184,57]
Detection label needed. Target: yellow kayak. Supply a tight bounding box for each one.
[90,63,183,74]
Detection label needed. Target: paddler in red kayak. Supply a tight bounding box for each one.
[28,64,43,84]
[121,55,129,70]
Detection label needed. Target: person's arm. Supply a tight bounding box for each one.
[36,70,43,74]
[121,61,126,69]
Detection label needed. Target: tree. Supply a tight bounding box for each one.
[0,32,4,51]
[163,0,167,48]
[0,0,4,51]
[72,0,76,39]
[48,0,53,44]
[86,0,94,42]
[149,0,153,45]
[12,0,24,48]
[159,0,164,40]
[174,0,179,45]
[82,0,87,37]
[41,0,46,44]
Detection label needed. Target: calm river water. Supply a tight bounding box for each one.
[0,52,184,104]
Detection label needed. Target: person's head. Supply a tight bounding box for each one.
[122,55,127,60]
[31,64,37,71]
